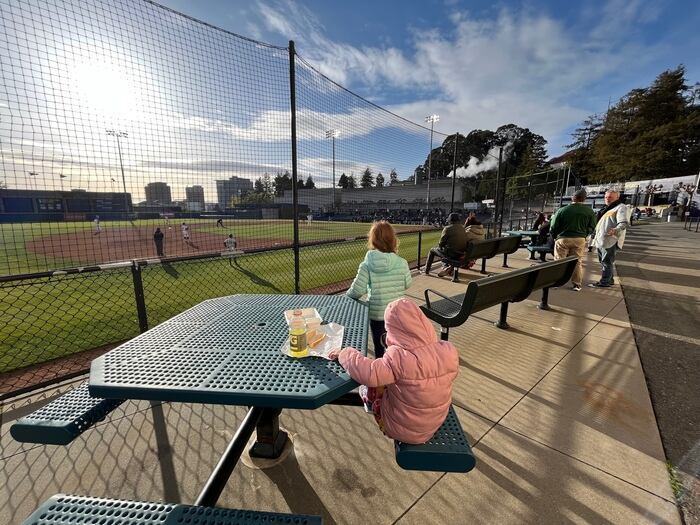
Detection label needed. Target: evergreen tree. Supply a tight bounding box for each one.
[273,170,293,196]
[296,179,305,189]
[375,173,384,187]
[337,173,349,189]
[347,174,357,189]
[304,175,315,189]
[389,169,399,185]
[360,167,374,188]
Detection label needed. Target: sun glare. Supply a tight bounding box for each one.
[70,59,139,120]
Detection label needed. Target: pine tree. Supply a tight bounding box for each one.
[304,175,315,189]
[389,169,398,185]
[375,173,384,187]
[360,167,374,188]
[337,173,349,189]
[347,174,357,189]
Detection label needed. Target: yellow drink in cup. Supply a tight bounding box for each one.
[289,317,308,357]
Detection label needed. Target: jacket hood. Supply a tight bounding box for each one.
[364,250,403,274]
[466,224,484,234]
[385,298,437,348]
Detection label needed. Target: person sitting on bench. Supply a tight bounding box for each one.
[424,213,467,277]
[329,298,459,444]
[461,215,485,269]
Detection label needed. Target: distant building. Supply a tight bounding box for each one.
[144,182,172,206]
[185,185,205,212]
[216,176,253,209]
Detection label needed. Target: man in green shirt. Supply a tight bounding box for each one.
[549,189,597,291]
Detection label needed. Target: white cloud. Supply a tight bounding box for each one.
[254,0,663,154]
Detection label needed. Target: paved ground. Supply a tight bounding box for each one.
[0,248,682,524]
[616,220,700,523]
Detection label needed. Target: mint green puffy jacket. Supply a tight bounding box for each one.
[347,250,412,321]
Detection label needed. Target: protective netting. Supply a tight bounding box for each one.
[0,0,565,394]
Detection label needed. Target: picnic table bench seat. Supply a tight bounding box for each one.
[395,405,475,473]
[526,244,553,261]
[21,494,323,525]
[10,382,124,445]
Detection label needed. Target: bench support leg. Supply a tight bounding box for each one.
[538,288,550,310]
[529,250,537,260]
[480,258,487,274]
[196,406,263,506]
[495,302,510,329]
[452,267,459,282]
[440,326,449,341]
[502,253,509,268]
[250,407,288,460]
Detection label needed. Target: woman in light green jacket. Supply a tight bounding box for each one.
[347,221,412,357]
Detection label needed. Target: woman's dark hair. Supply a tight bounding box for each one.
[465,216,481,226]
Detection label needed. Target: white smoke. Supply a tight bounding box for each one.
[448,142,514,179]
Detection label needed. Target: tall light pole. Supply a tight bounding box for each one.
[325,129,339,211]
[106,129,130,214]
[425,114,439,210]
[59,173,67,191]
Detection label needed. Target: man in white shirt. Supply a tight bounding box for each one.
[589,190,630,288]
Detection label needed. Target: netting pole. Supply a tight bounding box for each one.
[289,40,300,294]
[494,147,503,236]
[130,261,149,333]
[450,134,458,213]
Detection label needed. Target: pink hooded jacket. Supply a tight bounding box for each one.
[338,298,459,444]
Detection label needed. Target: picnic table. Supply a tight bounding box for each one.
[505,230,540,259]
[89,293,368,505]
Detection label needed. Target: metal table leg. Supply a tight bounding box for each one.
[249,407,288,459]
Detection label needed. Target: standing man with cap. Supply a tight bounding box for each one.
[549,189,597,291]
[589,189,630,288]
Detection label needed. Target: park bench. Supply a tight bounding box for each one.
[10,382,124,445]
[20,494,322,524]
[421,256,578,338]
[425,235,522,282]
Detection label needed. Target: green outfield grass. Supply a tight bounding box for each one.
[0,218,428,275]
[0,230,440,374]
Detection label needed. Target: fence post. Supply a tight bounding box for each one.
[131,261,149,333]
[289,40,300,294]
[416,230,423,271]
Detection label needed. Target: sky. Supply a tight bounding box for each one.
[159,0,700,155]
[1,0,698,202]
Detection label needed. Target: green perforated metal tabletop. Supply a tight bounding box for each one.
[89,294,368,409]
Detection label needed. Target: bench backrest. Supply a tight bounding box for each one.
[423,256,577,327]
[464,235,521,260]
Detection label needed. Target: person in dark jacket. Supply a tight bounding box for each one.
[153,228,165,256]
[424,213,467,277]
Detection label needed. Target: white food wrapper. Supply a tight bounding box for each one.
[280,322,344,359]
[283,308,323,325]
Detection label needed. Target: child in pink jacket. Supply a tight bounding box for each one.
[330,298,459,444]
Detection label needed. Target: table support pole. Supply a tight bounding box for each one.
[249,407,288,459]
[195,406,263,507]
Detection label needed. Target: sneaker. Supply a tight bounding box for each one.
[588,282,611,288]
[437,267,453,278]
[572,284,582,291]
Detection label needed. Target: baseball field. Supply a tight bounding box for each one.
[0,218,440,374]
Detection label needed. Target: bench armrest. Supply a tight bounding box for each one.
[424,288,462,309]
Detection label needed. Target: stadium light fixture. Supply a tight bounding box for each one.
[424,115,440,209]
[106,129,130,213]
[325,129,340,211]
[27,171,38,191]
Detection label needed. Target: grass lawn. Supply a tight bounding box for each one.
[0,230,440,374]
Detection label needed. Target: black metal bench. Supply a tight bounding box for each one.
[526,244,553,262]
[421,256,578,338]
[10,382,124,445]
[20,494,322,525]
[394,405,475,473]
[425,235,522,282]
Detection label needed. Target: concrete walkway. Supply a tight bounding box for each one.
[0,248,681,524]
